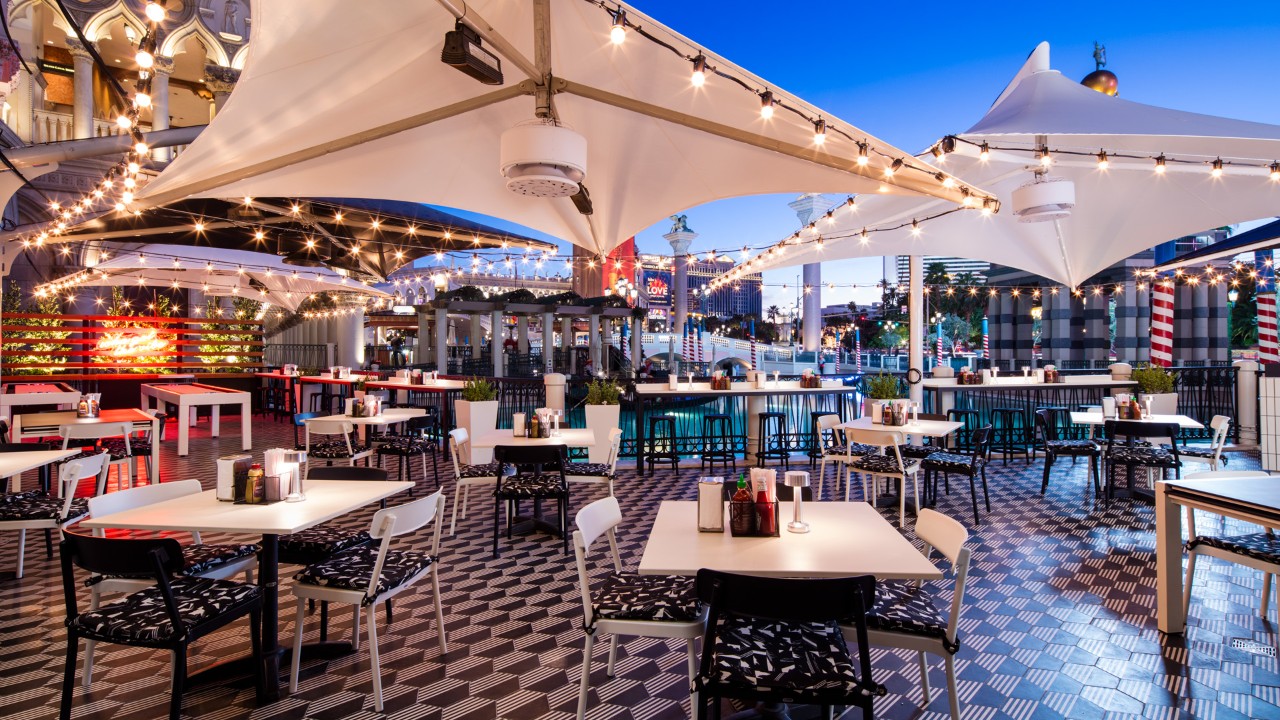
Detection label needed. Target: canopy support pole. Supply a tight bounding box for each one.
[908,255,923,405]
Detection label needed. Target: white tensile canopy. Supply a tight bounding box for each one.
[89,245,390,312]
[138,0,992,258]
[739,42,1280,287]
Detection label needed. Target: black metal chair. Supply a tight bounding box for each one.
[1103,419,1182,503]
[692,569,882,719]
[1035,409,1101,497]
[921,427,993,526]
[375,415,441,490]
[59,534,264,720]
[945,409,980,452]
[755,412,789,469]
[493,444,570,557]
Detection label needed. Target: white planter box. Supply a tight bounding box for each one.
[1138,392,1178,415]
[584,404,620,464]
[455,399,499,464]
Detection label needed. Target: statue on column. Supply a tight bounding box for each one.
[668,214,691,234]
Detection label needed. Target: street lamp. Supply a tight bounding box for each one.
[1228,288,1240,303]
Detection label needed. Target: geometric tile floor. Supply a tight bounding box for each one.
[1,416,1278,720]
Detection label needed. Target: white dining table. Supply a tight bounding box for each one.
[839,416,965,439]
[11,408,161,483]
[1070,411,1205,429]
[311,408,426,442]
[639,500,942,580]
[470,428,597,449]
[81,479,412,702]
[0,448,80,492]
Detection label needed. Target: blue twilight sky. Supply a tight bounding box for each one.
[437,0,1280,313]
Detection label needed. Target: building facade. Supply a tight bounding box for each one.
[636,253,761,329]
[894,255,990,284]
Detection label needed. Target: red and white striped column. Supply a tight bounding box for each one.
[1150,281,1175,368]
[750,338,758,370]
[1259,292,1279,364]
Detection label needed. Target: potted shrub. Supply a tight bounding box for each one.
[863,373,900,422]
[1131,364,1177,415]
[456,377,499,464]
[584,379,621,463]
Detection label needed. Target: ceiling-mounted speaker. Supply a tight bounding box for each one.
[500,120,587,198]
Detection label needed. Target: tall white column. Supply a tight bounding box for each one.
[491,310,504,377]
[789,194,827,352]
[517,316,529,353]
[470,314,484,353]
[542,311,555,373]
[587,314,600,374]
[664,225,697,340]
[66,38,95,139]
[631,317,643,370]
[908,256,924,405]
[151,56,173,159]
[434,309,448,371]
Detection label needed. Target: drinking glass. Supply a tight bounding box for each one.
[1022,366,1030,379]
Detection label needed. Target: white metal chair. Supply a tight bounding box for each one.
[827,425,875,502]
[844,427,921,527]
[447,428,500,535]
[573,497,703,720]
[304,419,373,469]
[60,422,136,490]
[843,508,972,719]
[80,480,259,686]
[289,490,448,712]
[1176,415,1231,471]
[0,452,109,578]
[813,414,843,499]
[565,428,623,496]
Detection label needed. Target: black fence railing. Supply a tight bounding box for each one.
[263,343,329,370]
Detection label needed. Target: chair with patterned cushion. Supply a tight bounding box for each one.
[60,422,136,491]
[289,490,448,712]
[845,426,921,528]
[896,413,950,463]
[922,426,993,526]
[59,533,264,720]
[829,425,876,502]
[812,414,844,500]
[374,414,440,490]
[1176,415,1231,471]
[80,480,259,687]
[842,508,972,720]
[492,444,570,557]
[572,497,704,720]
[447,428,501,535]
[693,569,882,720]
[1036,408,1102,498]
[1103,419,1181,503]
[292,412,322,450]
[100,409,165,486]
[304,418,372,469]
[0,453,109,579]
[566,428,623,496]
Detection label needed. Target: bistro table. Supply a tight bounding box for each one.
[11,408,161,483]
[311,407,426,443]
[255,371,302,416]
[296,373,378,414]
[839,416,964,443]
[365,378,466,429]
[639,500,941,580]
[81,479,413,702]
[141,383,253,456]
[634,380,852,475]
[1155,472,1279,633]
[1,382,81,420]
[0,448,80,493]
[1070,411,1205,431]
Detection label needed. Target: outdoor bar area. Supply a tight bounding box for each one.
[4,2,1280,720]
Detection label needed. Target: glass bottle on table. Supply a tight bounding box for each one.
[730,474,755,535]
[755,481,777,535]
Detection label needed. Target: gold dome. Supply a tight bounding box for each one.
[1081,69,1118,96]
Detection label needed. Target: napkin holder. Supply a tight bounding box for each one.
[668,375,679,390]
[697,477,725,532]
[217,454,252,502]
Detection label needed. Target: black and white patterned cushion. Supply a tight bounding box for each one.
[376,437,436,456]
[1176,447,1226,464]
[1045,439,1099,455]
[703,615,864,695]
[850,454,918,476]
[897,445,941,460]
[0,492,88,523]
[495,473,566,499]
[72,576,260,643]
[865,580,957,653]
[181,544,259,575]
[280,526,371,558]
[1107,447,1178,467]
[840,443,877,457]
[922,451,980,475]
[308,442,369,459]
[564,462,612,477]
[294,545,433,602]
[458,462,500,479]
[592,573,699,623]
[1187,532,1280,564]
[101,438,150,458]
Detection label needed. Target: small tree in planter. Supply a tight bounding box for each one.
[863,373,901,422]
[584,379,621,463]
[1131,365,1177,414]
[456,377,499,464]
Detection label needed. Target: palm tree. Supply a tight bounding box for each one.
[766,305,780,325]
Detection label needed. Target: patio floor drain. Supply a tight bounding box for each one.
[1230,638,1277,657]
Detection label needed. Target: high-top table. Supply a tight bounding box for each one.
[255,371,301,416]
[923,374,1137,419]
[365,378,465,429]
[141,383,252,456]
[81,479,413,702]
[1,382,80,420]
[11,408,161,483]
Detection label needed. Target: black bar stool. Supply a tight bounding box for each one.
[756,412,789,469]
[646,415,680,474]
[990,407,1030,465]
[945,409,980,451]
[700,414,736,473]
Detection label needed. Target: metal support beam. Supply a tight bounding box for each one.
[908,255,923,405]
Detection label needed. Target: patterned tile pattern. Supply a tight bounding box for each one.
[1,417,1278,720]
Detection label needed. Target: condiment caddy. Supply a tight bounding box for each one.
[728,469,780,537]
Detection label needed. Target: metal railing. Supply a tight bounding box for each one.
[262,343,330,370]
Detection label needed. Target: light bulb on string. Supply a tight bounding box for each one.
[690,55,707,86]
[610,9,627,44]
[1155,154,1167,174]
[813,118,826,145]
[1037,146,1052,167]
[1096,150,1109,170]
[884,158,903,178]
[135,50,154,68]
[1271,162,1280,181]
[1211,158,1224,177]
[144,2,166,22]
[978,143,990,161]
[759,90,774,120]
[116,114,132,129]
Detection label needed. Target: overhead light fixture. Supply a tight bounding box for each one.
[1271,162,1280,181]
[441,21,503,85]
[1096,150,1109,170]
[610,9,627,45]
[690,55,708,87]
[813,118,826,145]
[1211,157,1224,177]
[759,90,774,120]
[144,2,165,22]
[1155,154,1167,174]
[978,142,990,161]
[856,142,869,166]
[884,158,903,178]
[1037,146,1052,167]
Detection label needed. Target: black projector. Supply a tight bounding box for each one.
[442,24,503,85]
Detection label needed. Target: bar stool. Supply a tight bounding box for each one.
[646,415,680,474]
[756,412,790,469]
[700,414,736,473]
[990,407,1030,465]
[946,409,980,452]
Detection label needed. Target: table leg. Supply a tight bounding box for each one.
[1155,482,1185,633]
[258,533,281,702]
[241,400,253,451]
[178,401,191,457]
[150,418,161,482]
[211,405,221,438]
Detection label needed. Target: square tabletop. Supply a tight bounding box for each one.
[81,480,414,535]
[311,408,426,426]
[638,500,942,580]
[366,379,466,391]
[471,428,597,449]
[0,449,80,477]
[839,416,964,438]
[15,407,156,431]
[1070,412,1204,429]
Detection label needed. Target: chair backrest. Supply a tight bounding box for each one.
[448,428,470,475]
[494,443,567,472]
[572,497,624,623]
[915,509,972,644]
[1105,419,1179,446]
[605,428,624,472]
[306,465,390,482]
[1208,415,1231,454]
[363,489,445,602]
[87,479,202,542]
[1034,409,1060,442]
[60,422,132,449]
[816,414,841,454]
[306,419,354,454]
[293,412,321,446]
[59,452,110,500]
[60,533,184,626]
[844,427,908,472]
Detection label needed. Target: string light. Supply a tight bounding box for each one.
[813,118,827,145]
[1096,150,1109,170]
[609,8,628,44]
[759,90,775,120]
[978,142,990,161]
[1211,157,1224,178]
[690,55,708,87]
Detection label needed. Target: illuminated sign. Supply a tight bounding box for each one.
[392,305,416,315]
[646,276,669,299]
[97,329,171,361]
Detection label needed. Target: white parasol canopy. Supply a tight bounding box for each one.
[736,42,1280,287]
[138,0,991,258]
[88,245,390,312]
